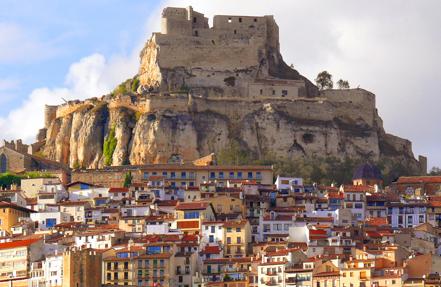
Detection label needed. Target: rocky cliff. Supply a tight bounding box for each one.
[36,7,425,174]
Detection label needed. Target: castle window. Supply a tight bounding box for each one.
[260,89,263,95]
[254,18,257,22]
[194,30,198,37]
[0,154,7,173]
[282,90,288,97]
[272,90,275,95]
[239,18,242,23]
[228,18,232,23]
[193,17,197,23]
[234,30,237,34]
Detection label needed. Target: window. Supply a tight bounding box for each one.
[227,227,232,232]
[184,211,200,219]
[171,172,176,179]
[237,172,242,179]
[260,89,263,95]
[239,17,242,23]
[228,18,232,23]
[181,172,186,178]
[237,237,241,244]
[236,227,241,232]
[143,172,149,179]
[247,172,253,179]
[227,237,231,244]
[209,235,214,243]
[211,226,215,233]
[193,17,197,23]
[282,90,288,97]
[210,172,215,179]
[219,172,224,179]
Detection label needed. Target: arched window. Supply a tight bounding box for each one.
[0,154,7,173]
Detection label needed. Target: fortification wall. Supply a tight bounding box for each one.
[55,100,98,118]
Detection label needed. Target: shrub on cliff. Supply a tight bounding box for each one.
[103,127,117,166]
[315,71,333,90]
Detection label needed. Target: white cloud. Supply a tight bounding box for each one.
[0,52,139,143]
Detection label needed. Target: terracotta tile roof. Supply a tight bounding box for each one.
[342,185,375,193]
[109,187,129,193]
[176,201,209,211]
[156,200,178,206]
[201,245,221,254]
[0,238,41,250]
[397,176,441,184]
[366,217,389,226]
[0,201,36,213]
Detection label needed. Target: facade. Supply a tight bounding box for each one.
[388,202,427,229]
[0,201,34,234]
[0,238,43,283]
[72,164,273,187]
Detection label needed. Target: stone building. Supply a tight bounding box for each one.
[0,140,66,174]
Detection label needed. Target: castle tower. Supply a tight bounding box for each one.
[44,105,57,129]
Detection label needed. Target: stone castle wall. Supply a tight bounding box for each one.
[47,87,376,128]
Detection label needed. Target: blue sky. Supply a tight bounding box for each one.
[1,0,440,169]
[0,0,160,113]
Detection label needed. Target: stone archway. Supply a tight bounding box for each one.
[0,154,7,173]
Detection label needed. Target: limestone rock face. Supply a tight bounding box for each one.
[36,7,425,174]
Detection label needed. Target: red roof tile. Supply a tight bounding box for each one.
[0,238,41,250]
[176,201,209,211]
[201,245,221,254]
[109,187,129,193]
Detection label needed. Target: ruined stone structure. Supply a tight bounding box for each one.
[35,7,425,174]
[0,140,66,173]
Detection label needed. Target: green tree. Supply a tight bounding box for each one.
[123,172,133,188]
[315,71,333,90]
[337,79,350,89]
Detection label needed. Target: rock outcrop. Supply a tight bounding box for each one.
[36,7,425,174]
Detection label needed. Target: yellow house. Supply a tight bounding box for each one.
[340,259,374,287]
[0,201,35,234]
[174,201,216,235]
[223,220,251,258]
[209,195,246,217]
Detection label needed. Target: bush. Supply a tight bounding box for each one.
[103,127,117,166]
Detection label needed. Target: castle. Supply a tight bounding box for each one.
[18,6,425,174]
[139,6,315,99]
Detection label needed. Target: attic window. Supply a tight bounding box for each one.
[228,18,232,23]
[239,18,242,23]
